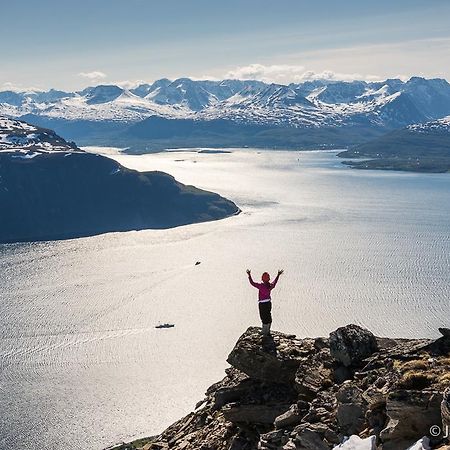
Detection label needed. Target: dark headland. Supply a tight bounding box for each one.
[0,117,239,244]
[338,117,450,173]
[110,325,450,450]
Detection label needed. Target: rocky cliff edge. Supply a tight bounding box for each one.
[110,325,450,450]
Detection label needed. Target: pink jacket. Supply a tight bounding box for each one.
[248,273,280,301]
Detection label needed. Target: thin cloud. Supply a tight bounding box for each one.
[112,79,150,89]
[282,37,450,82]
[224,64,381,84]
[78,71,107,81]
[1,82,44,92]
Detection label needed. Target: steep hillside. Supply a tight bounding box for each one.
[0,117,239,243]
[339,116,450,172]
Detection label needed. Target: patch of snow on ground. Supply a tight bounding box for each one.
[333,435,376,450]
[11,152,41,159]
[406,437,431,450]
[408,115,450,132]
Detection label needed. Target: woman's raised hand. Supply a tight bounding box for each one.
[246,269,251,275]
[278,269,284,275]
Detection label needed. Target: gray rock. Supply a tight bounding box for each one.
[275,404,303,428]
[438,327,450,338]
[337,403,367,436]
[227,327,314,384]
[336,382,368,436]
[213,383,249,409]
[223,403,291,424]
[294,348,333,398]
[329,324,378,367]
[294,427,330,450]
[259,429,289,449]
[380,390,443,450]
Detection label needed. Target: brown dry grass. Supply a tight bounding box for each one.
[398,371,435,390]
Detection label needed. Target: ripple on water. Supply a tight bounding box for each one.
[1,150,449,450]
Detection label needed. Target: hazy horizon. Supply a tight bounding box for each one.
[2,73,449,94]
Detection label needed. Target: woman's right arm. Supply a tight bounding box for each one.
[246,269,259,288]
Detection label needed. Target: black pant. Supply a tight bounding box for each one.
[258,301,272,325]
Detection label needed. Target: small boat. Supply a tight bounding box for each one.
[155,323,175,329]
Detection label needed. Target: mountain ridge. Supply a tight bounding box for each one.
[1,77,450,150]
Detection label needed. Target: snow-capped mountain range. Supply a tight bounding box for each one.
[2,76,450,129]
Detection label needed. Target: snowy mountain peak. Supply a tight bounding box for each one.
[80,85,124,105]
[0,116,79,156]
[1,76,450,131]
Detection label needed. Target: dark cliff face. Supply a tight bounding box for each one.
[112,326,450,450]
[0,151,239,244]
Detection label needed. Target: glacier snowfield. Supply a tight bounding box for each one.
[1,150,450,450]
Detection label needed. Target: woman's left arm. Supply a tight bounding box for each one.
[271,269,284,288]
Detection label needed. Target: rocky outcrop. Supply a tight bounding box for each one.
[111,325,450,450]
[380,390,443,450]
[226,327,313,384]
[329,324,378,367]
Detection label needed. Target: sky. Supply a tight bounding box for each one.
[1,0,449,91]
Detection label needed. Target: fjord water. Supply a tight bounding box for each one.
[1,150,449,450]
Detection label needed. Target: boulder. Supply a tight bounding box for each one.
[380,390,443,450]
[362,388,388,436]
[258,429,290,449]
[438,328,450,338]
[425,328,450,355]
[274,404,303,428]
[294,427,330,450]
[213,383,250,409]
[227,327,314,384]
[336,382,368,436]
[329,325,378,367]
